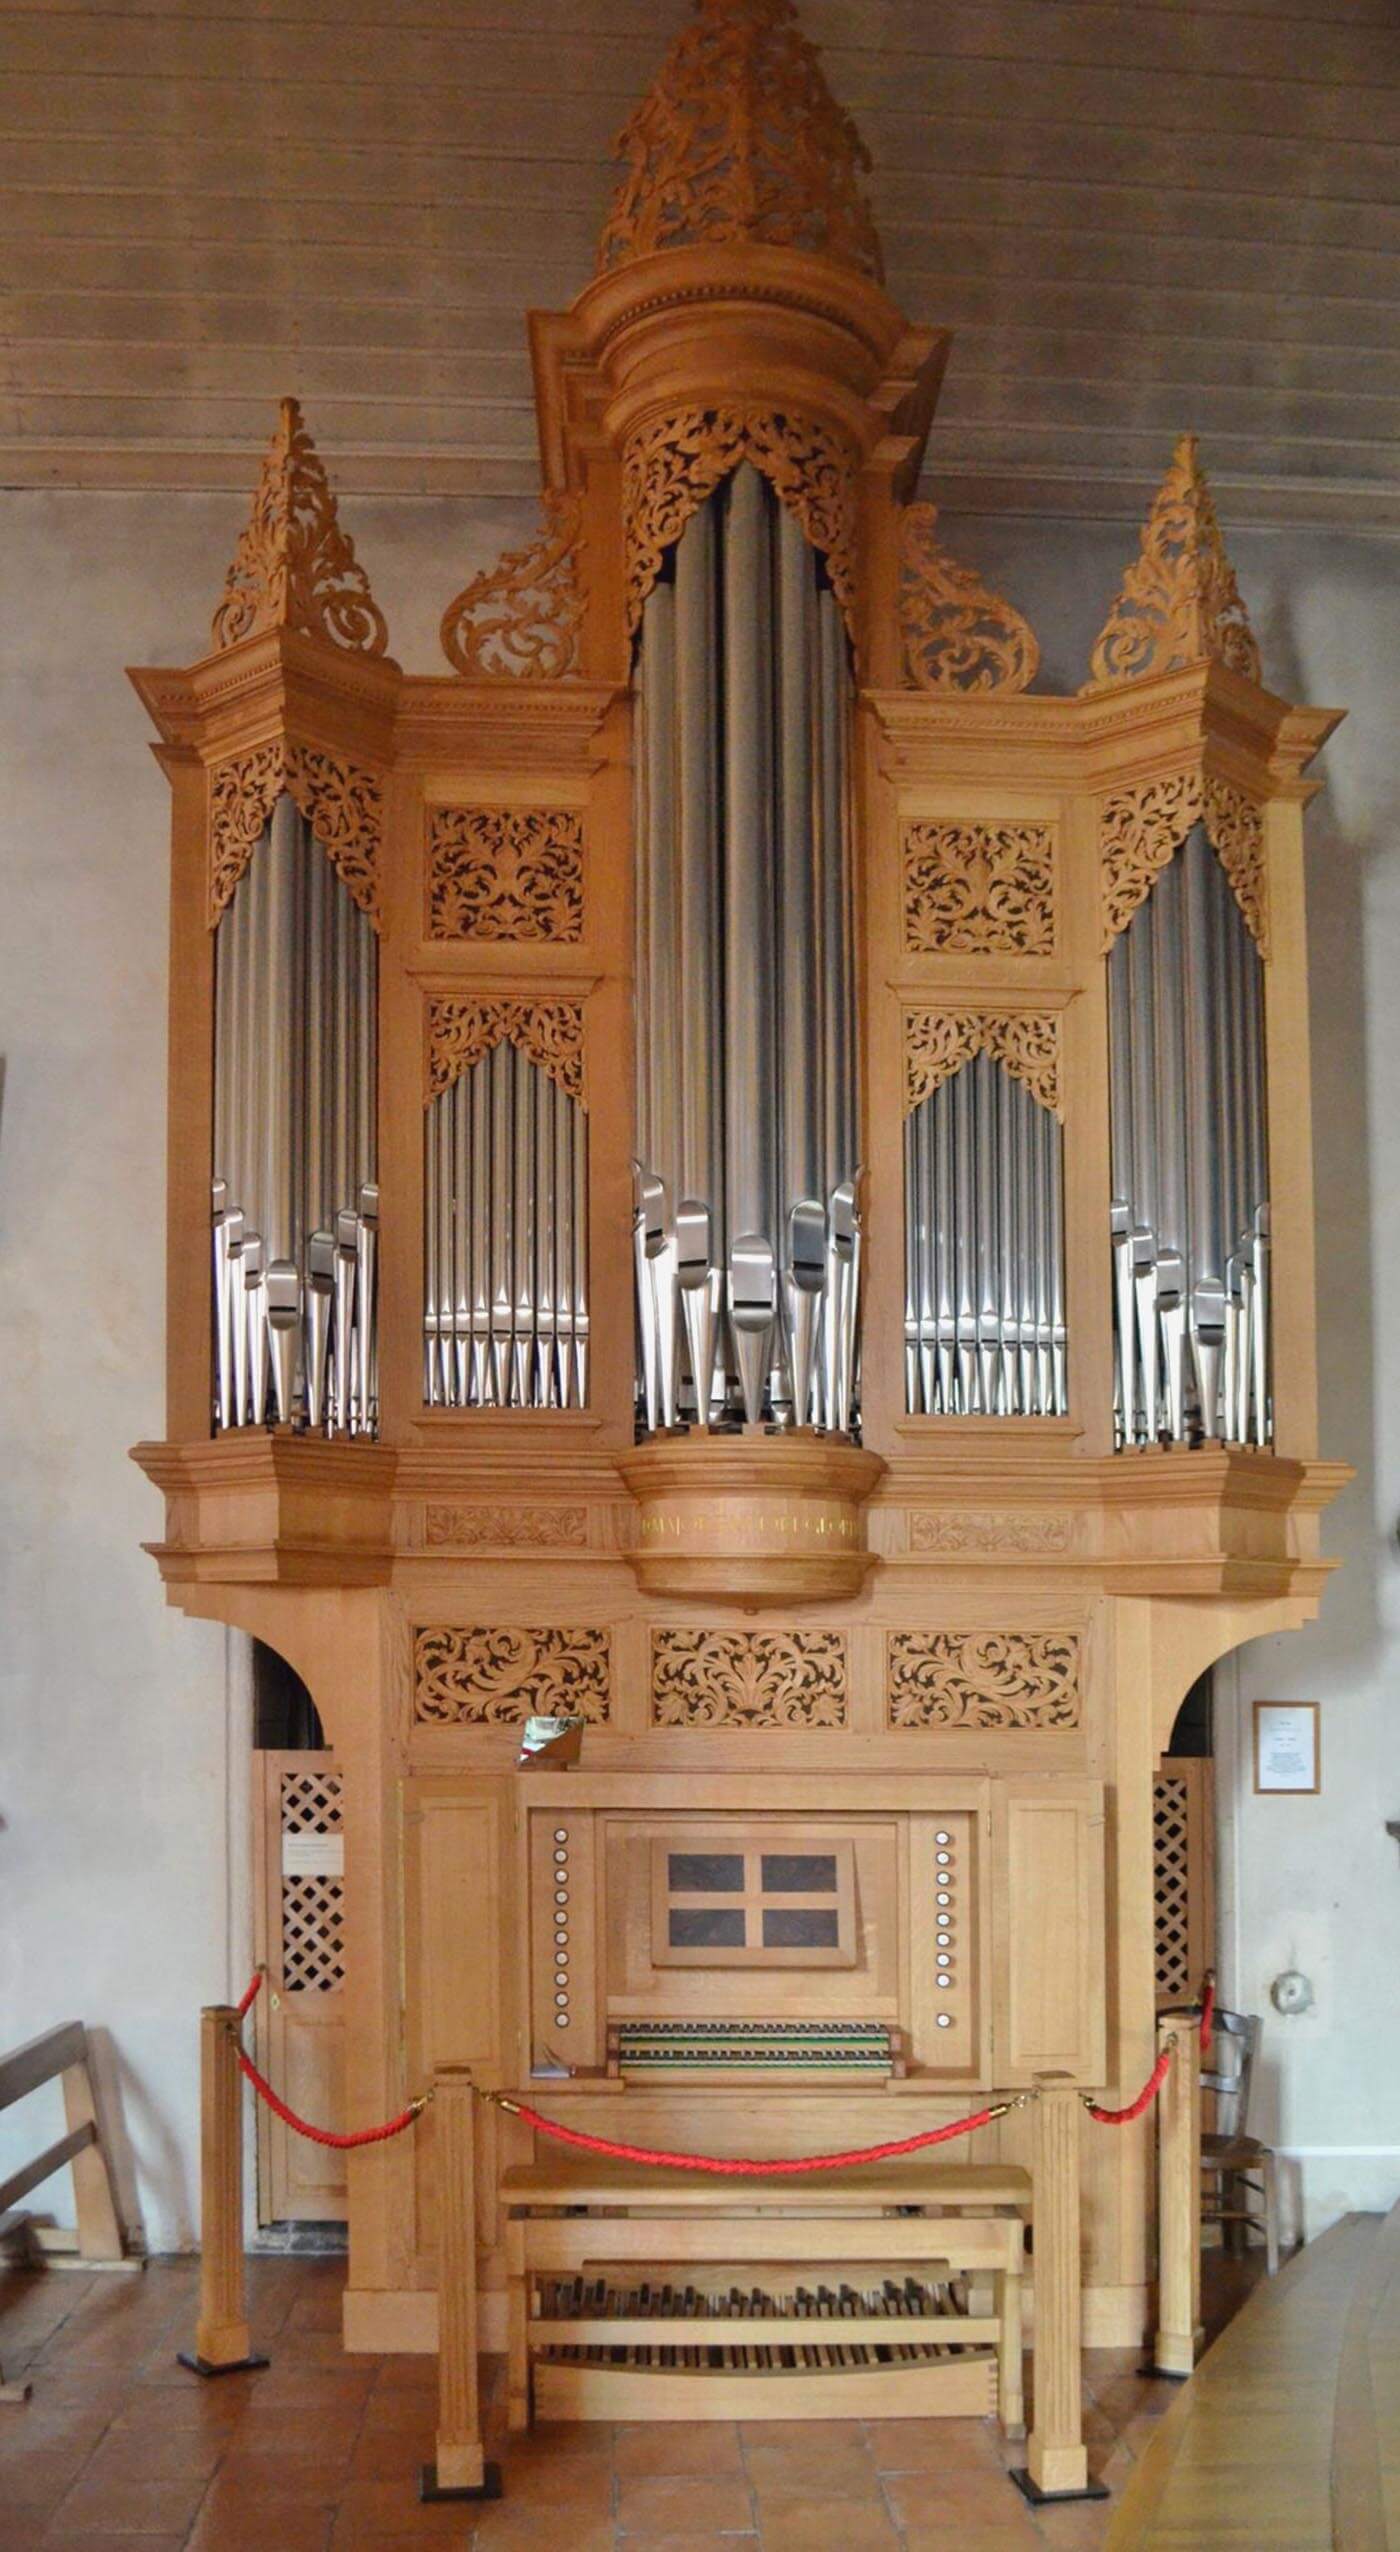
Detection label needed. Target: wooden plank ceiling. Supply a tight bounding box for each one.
[1,0,1397,524]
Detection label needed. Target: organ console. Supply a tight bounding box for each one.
[130,0,1347,2476]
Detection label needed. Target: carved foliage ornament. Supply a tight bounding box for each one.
[440,493,584,681]
[426,998,586,1107]
[212,397,388,658]
[424,1504,589,1550]
[1099,771,1267,953]
[1088,435,1261,690]
[899,504,1040,697]
[413,1625,611,1726]
[903,821,1055,957]
[888,1631,1082,1731]
[597,0,882,282]
[623,408,859,637]
[427,807,585,944]
[208,741,382,929]
[904,1009,1062,1120]
[909,1511,1074,1555]
[651,1629,847,1728]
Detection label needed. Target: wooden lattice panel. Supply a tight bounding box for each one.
[280,1767,345,1994]
[1153,1771,1192,2003]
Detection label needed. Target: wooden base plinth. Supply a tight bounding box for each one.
[419,2461,502,2504]
[177,2350,269,2379]
[1011,2466,1110,2506]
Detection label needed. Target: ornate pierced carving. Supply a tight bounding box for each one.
[425,998,586,1106]
[904,1009,1062,1119]
[887,1631,1081,1731]
[423,1504,588,1551]
[1100,770,1267,953]
[413,1625,611,1726]
[622,407,859,635]
[909,1511,1075,1555]
[899,503,1039,696]
[427,807,584,944]
[440,493,584,680]
[1088,436,1261,690]
[651,1629,847,1728]
[211,397,387,657]
[903,821,1055,956]
[208,740,382,927]
[597,0,882,282]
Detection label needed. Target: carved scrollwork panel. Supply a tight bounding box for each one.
[426,807,585,944]
[1100,770,1267,953]
[440,493,584,680]
[1087,435,1261,689]
[909,1511,1075,1555]
[208,740,382,928]
[413,1625,611,1726]
[622,406,859,637]
[423,1504,589,1550]
[904,1009,1062,1119]
[425,998,586,1107]
[212,397,387,657]
[887,1631,1082,1731]
[899,504,1039,696]
[1204,776,1268,954]
[902,821,1055,956]
[650,1628,847,1728]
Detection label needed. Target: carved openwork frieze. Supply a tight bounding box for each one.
[1087,435,1261,690]
[908,1511,1075,1555]
[208,740,382,927]
[904,1008,1062,1119]
[426,807,584,943]
[902,820,1055,956]
[651,1628,847,1727]
[423,1504,589,1550]
[887,1631,1082,1731]
[597,0,882,281]
[413,1625,611,1725]
[440,492,584,680]
[425,998,586,1105]
[211,397,388,658]
[622,406,859,636]
[899,504,1040,696]
[1099,770,1267,953]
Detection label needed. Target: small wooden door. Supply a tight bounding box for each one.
[253,1750,348,2223]
[1152,1757,1215,2007]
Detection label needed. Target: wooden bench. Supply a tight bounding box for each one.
[502,2154,1029,2428]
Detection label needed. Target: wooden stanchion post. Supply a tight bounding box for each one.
[1154,2016,1202,2377]
[1015,2075,1105,2506]
[178,2006,267,2377]
[419,2067,502,2505]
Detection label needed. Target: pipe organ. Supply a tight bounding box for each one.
[132,0,1346,2465]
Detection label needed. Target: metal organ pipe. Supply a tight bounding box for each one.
[1107,823,1270,1447]
[210,800,378,1435]
[903,1060,1068,1419]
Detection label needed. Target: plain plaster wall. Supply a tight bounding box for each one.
[0,487,1394,2252]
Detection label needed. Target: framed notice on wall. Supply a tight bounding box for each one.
[1253,1701,1320,1795]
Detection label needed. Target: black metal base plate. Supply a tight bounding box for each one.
[419,2461,503,2504]
[1010,2465,1111,2506]
[1144,2363,1192,2382]
[176,2351,269,2380]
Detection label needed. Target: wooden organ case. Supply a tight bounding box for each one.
[132,0,1347,2454]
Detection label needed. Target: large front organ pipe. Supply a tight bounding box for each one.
[904,1063,1067,1419]
[722,464,777,1258]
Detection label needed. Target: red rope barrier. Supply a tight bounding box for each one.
[1086,2043,1174,2126]
[1199,1971,1215,2056]
[236,1971,263,2021]
[495,2095,1005,2175]
[235,2044,423,2150]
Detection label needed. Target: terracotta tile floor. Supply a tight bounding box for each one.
[0,2253,1261,2549]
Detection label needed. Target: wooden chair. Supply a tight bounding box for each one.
[1200,2009,1280,2276]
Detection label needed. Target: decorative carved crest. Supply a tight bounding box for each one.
[424,1505,588,1551]
[1099,770,1267,953]
[908,1511,1075,1555]
[440,493,584,680]
[1087,436,1261,690]
[413,1625,611,1726]
[887,1631,1081,1731]
[903,820,1055,956]
[425,997,586,1106]
[904,1008,1062,1119]
[623,407,859,636]
[651,1628,847,1728]
[208,741,382,928]
[211,397,388,657]
[899,504,1039,696]
[427,807,584,943]
[597,0,882,282]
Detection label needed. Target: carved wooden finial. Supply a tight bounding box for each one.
[899,503,1040,696]
[1087,435,1261,690]
[597,0,883,282]
[212,396,388,657]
